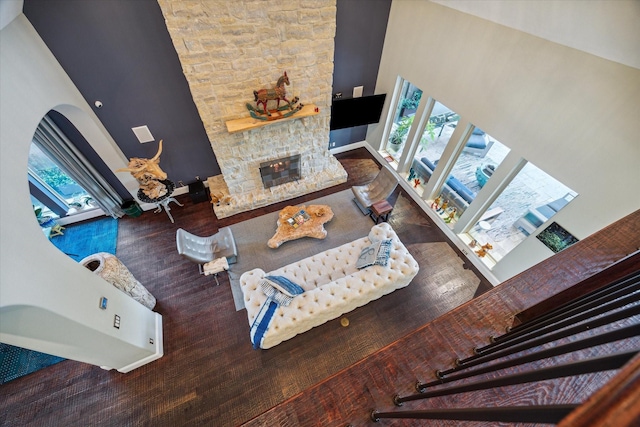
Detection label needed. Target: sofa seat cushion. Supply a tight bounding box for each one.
[465,133,487,149]
[446,176,476,204]
[240,223,419,349]
[412,156,476,206]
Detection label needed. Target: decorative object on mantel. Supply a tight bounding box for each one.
[248,71,304,120]
[225,71,320,133]
[116,140,169,199]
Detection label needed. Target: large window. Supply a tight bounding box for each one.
[461,161,577,264]
[385,80,422,162]
[434,127,510,218]
[381,83,578,267]
[408,100,461,195]
[28,142,96,215]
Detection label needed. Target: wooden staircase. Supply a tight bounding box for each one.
[241,210,640,426]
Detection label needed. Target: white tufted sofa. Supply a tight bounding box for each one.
[239,223,419,349]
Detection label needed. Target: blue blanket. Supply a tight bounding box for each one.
[250,276,304,349]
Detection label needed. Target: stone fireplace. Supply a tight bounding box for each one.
[158,0,347,218]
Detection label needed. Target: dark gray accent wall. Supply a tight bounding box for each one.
[23,0,219,186]
[330,0,391,147]
[23,0,390,174]
[48,110,131,200]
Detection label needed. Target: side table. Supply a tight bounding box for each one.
[370,199,393,224]
[137,179,184,223]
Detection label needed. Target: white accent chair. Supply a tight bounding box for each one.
[176,227,238,268]
[351,166,398,214]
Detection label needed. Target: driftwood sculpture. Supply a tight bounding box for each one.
[116,140,169,199]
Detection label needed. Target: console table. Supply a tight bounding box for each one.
[137,179,183,223]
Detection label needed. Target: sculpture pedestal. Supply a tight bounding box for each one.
[137,179,183,223]
[81,252,156,310]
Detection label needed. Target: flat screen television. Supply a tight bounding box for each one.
[330,94,386,130]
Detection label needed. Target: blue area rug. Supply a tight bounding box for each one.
[51,216,119,262]
[0,217,118,384]
[0,346,65,385]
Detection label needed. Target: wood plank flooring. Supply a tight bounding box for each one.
[0,148,493,426]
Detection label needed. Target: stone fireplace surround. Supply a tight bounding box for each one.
[207,116,347,218]
[158,0,347,218]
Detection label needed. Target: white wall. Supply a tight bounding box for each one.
[369,1,640,281]
[0,14,162,372]
[432,0,640,70]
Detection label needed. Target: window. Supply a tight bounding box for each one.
[28,142,95,215]
[380,87,578,267]
[385,80,422,162]
[408,100,460,194]
[435,127,510,217]
[462,161,577,263]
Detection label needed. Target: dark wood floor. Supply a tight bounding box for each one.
[0,149,493,426]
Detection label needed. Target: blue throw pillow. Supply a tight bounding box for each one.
[260,280,294,306]
[376,238,392,267]
[265,275,305,297]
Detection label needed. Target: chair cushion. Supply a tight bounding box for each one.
[466,133,487,149]
[416,157,476,204]
[212,227,238,262]
[351,167,398,208]
[446,176,476,204]
[176,228,217,264]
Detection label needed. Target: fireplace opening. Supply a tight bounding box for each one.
[259,154,301,189]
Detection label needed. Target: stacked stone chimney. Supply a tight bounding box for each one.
[158,0,347,218]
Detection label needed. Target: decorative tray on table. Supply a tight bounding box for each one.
[286,209,311,228]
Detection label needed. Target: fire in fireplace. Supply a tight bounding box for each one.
[259,154,301,189]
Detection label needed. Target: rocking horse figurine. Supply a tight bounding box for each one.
[254,71,291,116]
[246,72,303,121]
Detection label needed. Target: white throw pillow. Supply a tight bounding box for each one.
[356,238,392,269]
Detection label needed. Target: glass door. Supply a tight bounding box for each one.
[28,142,96,215]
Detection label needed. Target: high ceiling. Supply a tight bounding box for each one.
[432,0,640,70]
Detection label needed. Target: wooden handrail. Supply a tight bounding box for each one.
[515,251,640,324]
[558,352,640,427]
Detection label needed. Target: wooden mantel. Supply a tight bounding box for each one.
[225,103,319,133]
